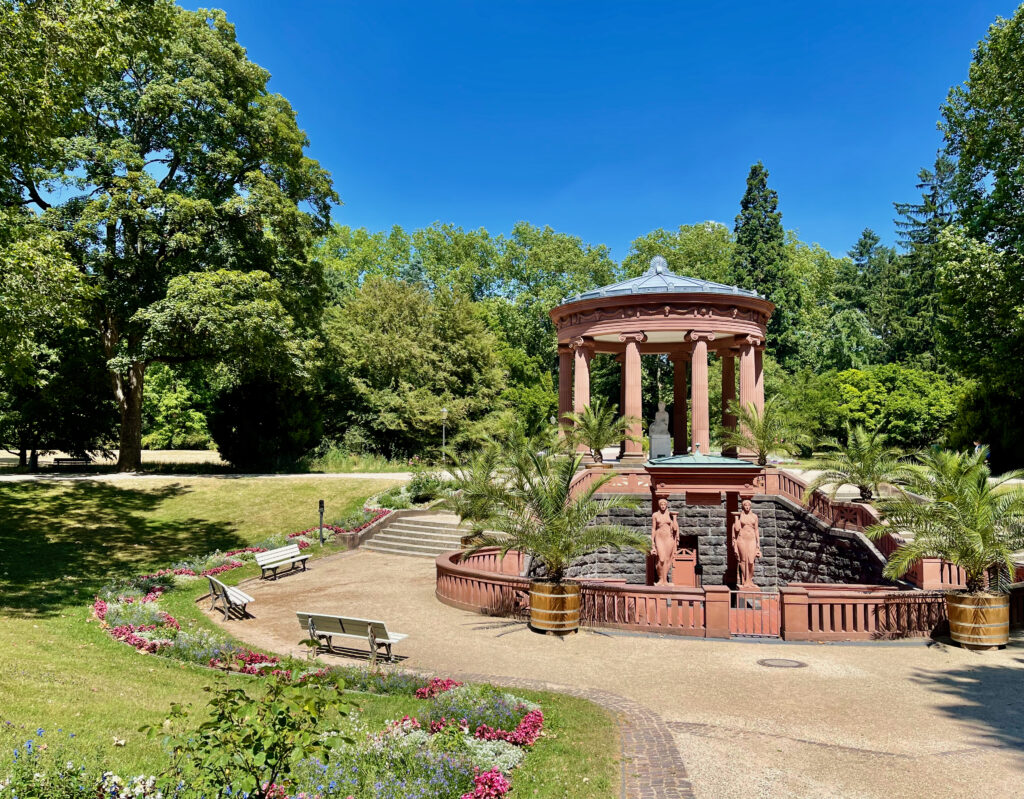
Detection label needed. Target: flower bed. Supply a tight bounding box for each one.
[1,678,544,799]
[91,510,391,671]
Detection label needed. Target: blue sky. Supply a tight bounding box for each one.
[190,1,1016,260]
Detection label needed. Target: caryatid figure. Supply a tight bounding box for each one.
[650,497,679,586]
[732,498,761,589]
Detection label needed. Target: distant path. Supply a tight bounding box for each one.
[0,471,413,483]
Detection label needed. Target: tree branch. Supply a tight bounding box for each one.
[17,172,50,210]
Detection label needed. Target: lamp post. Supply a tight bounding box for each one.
[318,499,325,547]
[441,407,448,467]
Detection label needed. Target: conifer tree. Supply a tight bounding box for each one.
[729,162,802,366]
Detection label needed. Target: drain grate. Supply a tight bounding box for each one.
[757,658,808,669]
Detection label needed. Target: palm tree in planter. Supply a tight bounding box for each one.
[866,448,1024,649]
[803,424,907,502]
[720,396,808,466]
[563,399,639,466]
[448,442,649,634]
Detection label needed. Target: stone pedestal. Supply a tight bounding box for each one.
[649,434,671,460]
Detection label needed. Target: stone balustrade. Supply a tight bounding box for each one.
[434,548,1024,642]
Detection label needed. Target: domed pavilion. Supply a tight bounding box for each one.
[549,256,774,461]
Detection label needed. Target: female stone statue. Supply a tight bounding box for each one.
[732,498,761,588]
[650,497,679,586]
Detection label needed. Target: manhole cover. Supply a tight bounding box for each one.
[757,658,808,669]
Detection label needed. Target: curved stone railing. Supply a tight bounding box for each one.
[436,548,1022,641]
[780,584,948,641]
[435,550,531,616]
[579,580,707,636]
[436,549,711,636]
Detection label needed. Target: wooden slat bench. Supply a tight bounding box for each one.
[53,456,92,467]
[207,575,254,620]
[296,611,408,662]
[255,543,309,580]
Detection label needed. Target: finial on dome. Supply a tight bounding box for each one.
[649,255,668,275]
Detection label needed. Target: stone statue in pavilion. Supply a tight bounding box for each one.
[650,497,679,586]
[732,499,761,589]
[648,401,671,459]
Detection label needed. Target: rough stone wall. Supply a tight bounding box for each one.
[565,494,889,587]
[755,496,890,586]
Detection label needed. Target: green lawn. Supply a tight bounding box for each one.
[0,476,618,797]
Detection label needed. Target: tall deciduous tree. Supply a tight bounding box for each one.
[325,277,506,458]
[729,162,802,367]
[942,8,1024,257]
[623,222,733,282]
[0,0,336,470]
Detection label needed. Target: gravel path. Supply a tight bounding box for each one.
[207,548,1024,799]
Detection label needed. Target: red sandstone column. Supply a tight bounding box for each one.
[721,350,737,457]
[619,332,646,462]
[689,332,714,455]
[738,337,760,459]
[571,337,594,455]
[557,345,572,438]
[571,337,593,414]
[669,351,688,455]
[616,354,626,458]
[754,344,765,415]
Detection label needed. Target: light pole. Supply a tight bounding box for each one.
[441,407,448,467]
[318,499,325,547]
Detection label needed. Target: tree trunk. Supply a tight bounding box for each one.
[17,446,26,467]
[28,448,38,472]
[115,361,145,472]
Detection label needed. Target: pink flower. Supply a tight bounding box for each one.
[415,677,463,699]
[460,768,512,798]
[92,598,108,621]
[475,710,544,747]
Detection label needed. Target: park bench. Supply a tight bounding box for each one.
[53,456,93,467]
[207,575,254,620]
[255,543,309,580]
[296,611,408,662]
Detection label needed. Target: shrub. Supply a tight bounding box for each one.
[407,470,450,504]
[150,674,349,799]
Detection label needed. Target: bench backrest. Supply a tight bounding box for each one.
[296,612,390,641]
[255,543,303,566]
[207,575,229,594]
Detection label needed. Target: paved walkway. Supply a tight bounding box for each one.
[0,471,414,483]
[209,549,1024,799]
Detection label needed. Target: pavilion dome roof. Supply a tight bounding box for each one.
[562,255,764,304]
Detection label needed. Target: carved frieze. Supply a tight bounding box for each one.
[554,301,768,330]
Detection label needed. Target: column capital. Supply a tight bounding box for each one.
[687,330,716,344]
[618,331,647,344]
[557,343,573,355]
[740,334,765,350]
[569,336,595,355]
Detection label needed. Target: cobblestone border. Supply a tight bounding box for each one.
[438,670,696,799]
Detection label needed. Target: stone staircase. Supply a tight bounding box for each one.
[361,512,466,558]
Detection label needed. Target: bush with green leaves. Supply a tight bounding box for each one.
[407,470,450,504]
[148,674,350,799]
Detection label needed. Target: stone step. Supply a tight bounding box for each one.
[385,522,466,537]
[363,540,456,557]
[367,532,462,549]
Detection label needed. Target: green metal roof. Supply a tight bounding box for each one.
[561,255,763,304]
[645,450,763,470]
